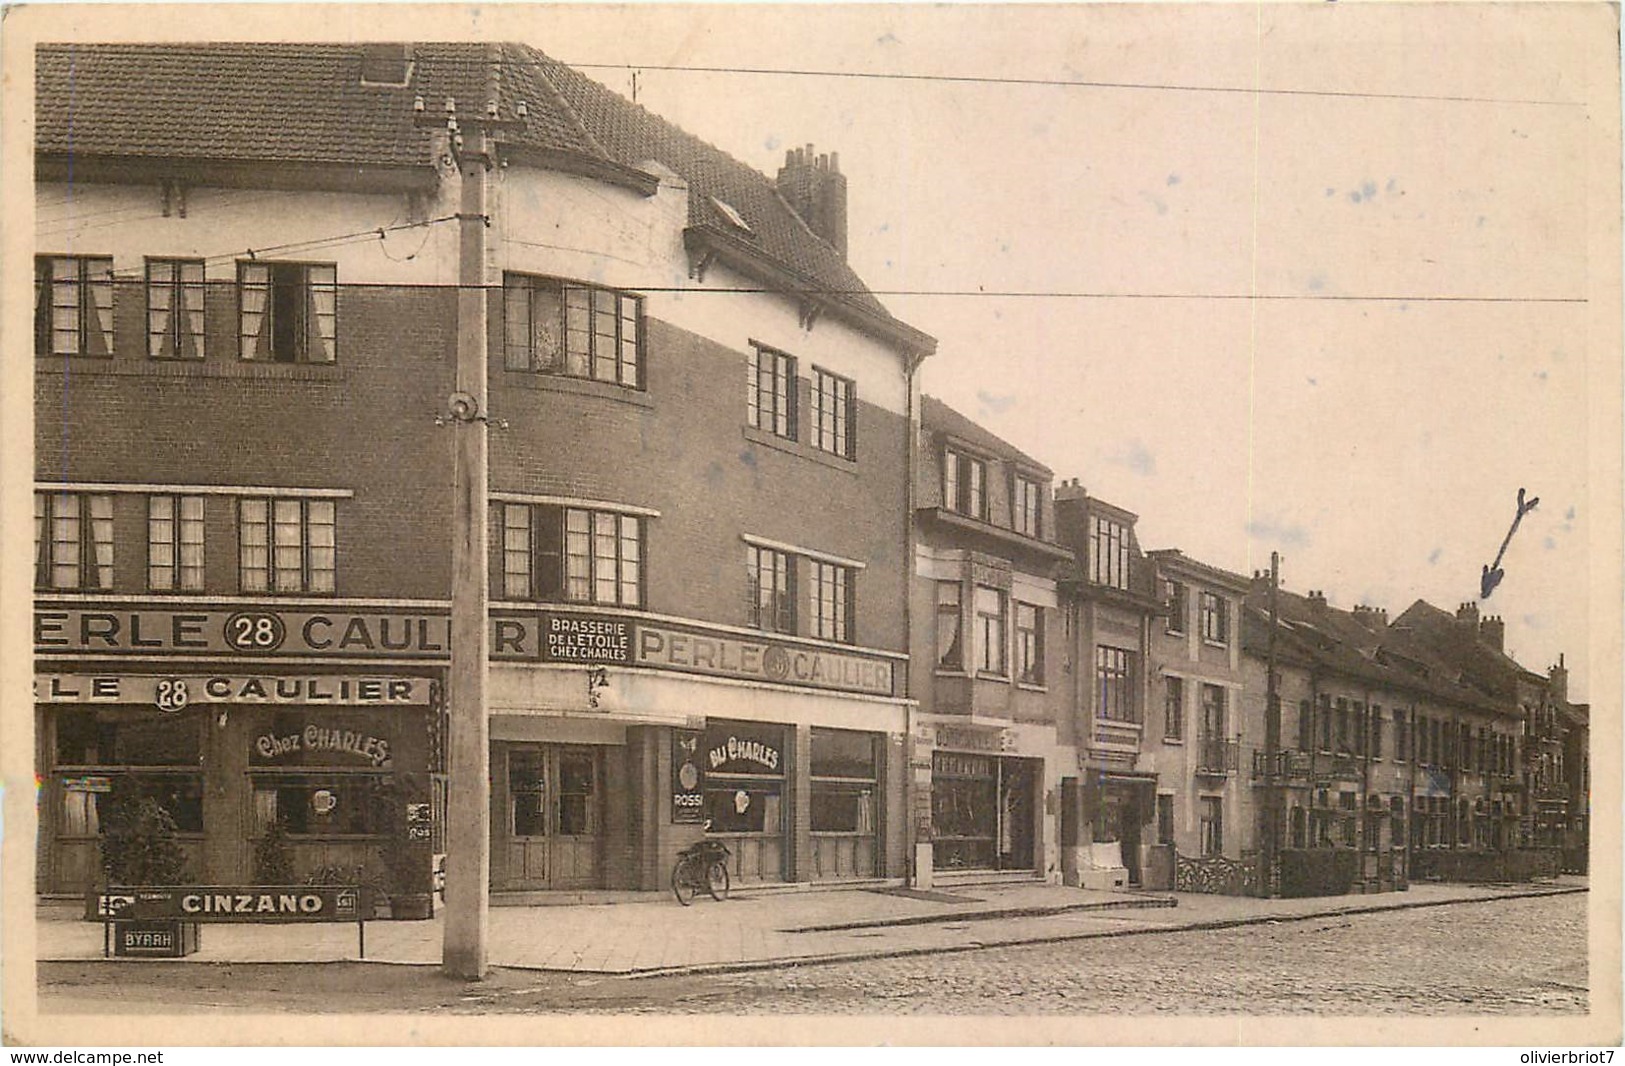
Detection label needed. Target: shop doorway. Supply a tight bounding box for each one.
[491,744,601,890]
[932,753,1038,871]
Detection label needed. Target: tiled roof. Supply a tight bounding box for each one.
[921,395,1052,474]
[36,42,912,336]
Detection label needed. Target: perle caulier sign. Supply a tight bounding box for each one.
[34,674,430,707]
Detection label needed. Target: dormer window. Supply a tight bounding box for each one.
[360,44,413,86]
[944,448,986,520]
[1088,515,1130,590]
[1013,474,1043,537]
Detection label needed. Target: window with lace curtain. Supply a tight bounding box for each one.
[237,260,336,363]
[35,492,114,590]
[146,258,206,359]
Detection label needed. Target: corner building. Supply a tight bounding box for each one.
[33,44,932,898]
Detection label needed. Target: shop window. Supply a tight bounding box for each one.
[238,261,336,364]
[54,709,205,837]
[1199,796,1223,856]
[35,254,114,357]
[975,586,1007,676]
[809,367,856,459]
[240,497,335,594]
[703,721,787,836]
[504,274,643,387]
[932,752,997,869]
[1164,676,1185,741]
[35,492,114,590]
[148,494,205,591]
[747,343,796,438]
[59,775,204,837]
[810,729,878,834]
[1014,603,1044,685]
[253,775,390,836]
[146,258,206,359]
[1096,645,1136,722]
[935,581,963,670]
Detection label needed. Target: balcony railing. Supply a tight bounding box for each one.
[1251,749,1313,782]
[1196,736,1240,776]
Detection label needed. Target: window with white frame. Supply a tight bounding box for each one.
[944,448,987,520]
[503,274,643,387]
[811,560,854,643]
[35,255,114,357]
[35,492,114,590]
[148,495,205,591]
[1014,602,1043,685]
[809,367,856,459]
[1013,474,1042,537]
[146,258,206,359]
[1089,515,1130,589]
[238,261,337,364]
[239,497,335,593]
[1200,591,1230,644]
[747,544,795,634]
[747,344,796,439]
[498,504,642,607]
[974,586,1006,675]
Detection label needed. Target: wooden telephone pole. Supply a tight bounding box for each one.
[1262,551,1282,897]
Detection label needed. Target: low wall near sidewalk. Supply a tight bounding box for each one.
[1174,851,1259,896]
[1411,847,1562,883]
[1277,848,1358,897]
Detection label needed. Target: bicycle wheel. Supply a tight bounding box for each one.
[671,858,697,906]
[705,859,730,902]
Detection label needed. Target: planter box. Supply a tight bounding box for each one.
[113,919,199,957]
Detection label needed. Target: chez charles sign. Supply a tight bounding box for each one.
[36,604,900,697]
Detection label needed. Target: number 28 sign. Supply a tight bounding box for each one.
[225,612,287,652]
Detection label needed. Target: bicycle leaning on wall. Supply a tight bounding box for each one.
[671,839,732,905]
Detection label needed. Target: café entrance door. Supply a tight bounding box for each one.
[491,744,601,890]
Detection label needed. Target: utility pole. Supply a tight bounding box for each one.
[1262,551,1281,897]
[420,69,520,980]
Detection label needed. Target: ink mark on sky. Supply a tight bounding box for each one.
[976,389,1016,415]
[1428,547,1443,565]
[1480,487,1540,600]
[1106,439,1156,476]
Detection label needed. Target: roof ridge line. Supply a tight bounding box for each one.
[516,45,619,167]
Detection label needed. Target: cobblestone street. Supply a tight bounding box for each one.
[542,891,1588,1016]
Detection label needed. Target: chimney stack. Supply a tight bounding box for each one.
[776,145,848,258]
[1456,602,1480,632]
[1548,653,1568,704]
[1480,615,1505,653]
[1307,590,1327,612]
[1353,604,1389,630]
[1052,477,1087,502]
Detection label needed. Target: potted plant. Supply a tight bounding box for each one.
[253,818,295,885]
[99,781,196,956]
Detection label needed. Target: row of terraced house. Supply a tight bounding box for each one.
[32,42,1587,907]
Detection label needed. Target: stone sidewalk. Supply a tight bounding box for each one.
[35,878,1585,976]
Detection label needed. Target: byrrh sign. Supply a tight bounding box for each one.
[36,603,900,698]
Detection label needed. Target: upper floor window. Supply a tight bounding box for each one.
[811,560,854,643]
[147,259,206,360]
[810,367,856,459]
[944,449,986,520]
[1013,475,1043,537]
[974,586,1006,676]
[747,544,796,634]
[747,344,796,439]
[1165,677,1186,740]
[239,497,335,593]
[504,275,643,387]
[935,581,963,670]
[498,503,643,607]
[35,255,114,357]
[1200,684,1227,740]
[148,495,204,592]
[1096,645,1136,722]
[1014,602,1044,685]
[35,492,113,590]
[1089,515,1130,589]
[1199,591,1230,644]
[238,262,336,364]
[1165,581,1188,633]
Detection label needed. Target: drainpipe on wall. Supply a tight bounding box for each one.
[903,350,927,888]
